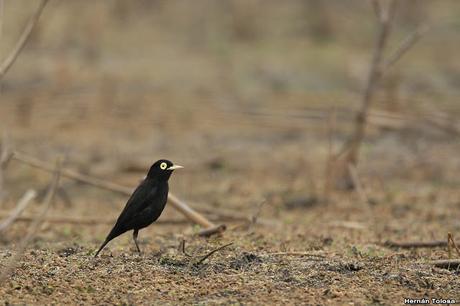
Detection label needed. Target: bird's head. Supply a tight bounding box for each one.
[147,159,183,181]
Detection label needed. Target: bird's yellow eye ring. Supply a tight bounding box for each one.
[160,162,168,170]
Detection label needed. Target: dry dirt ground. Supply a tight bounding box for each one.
[1,2,460,304]
[0,93,460,305]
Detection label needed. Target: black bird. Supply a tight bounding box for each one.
[94,159,183,257]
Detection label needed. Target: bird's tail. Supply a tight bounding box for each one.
[94,239,110,257]
[94,224,126,257]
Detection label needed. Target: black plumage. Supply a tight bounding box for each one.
[94,159,182,257]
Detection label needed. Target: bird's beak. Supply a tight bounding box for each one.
[167,164,183,170]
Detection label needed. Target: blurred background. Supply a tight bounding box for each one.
[1,0,460,234]
[2,1,460,303]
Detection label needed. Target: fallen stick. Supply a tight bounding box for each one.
[11,151,221,235]
[197,224,226,237]
[383,240,454,248]
[195,242,233,265]
[430,259,460,270]
[169,193,216,230]
[0,189,37,232]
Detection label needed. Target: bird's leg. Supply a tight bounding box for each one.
[133,229,141,253]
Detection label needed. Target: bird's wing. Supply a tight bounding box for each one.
[109,180,157,233]
[120,180,156,220]
[98,180,157,249]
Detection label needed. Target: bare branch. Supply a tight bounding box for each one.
[334,0,396,190]
[371,0,382,20]
[379,0,397,24]
[195,242,233,265]
[383,24,430,72]
[357,0,395,130]
[0,189,36,232]
[0,0,48,80]
[0,1,4,43]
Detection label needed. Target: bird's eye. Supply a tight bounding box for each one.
[160,162,168,170]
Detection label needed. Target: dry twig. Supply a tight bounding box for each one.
[334,0,427,190]
[335,0,396,189]
[180,241,233,267]
[195,242,233,265]
[0,0,48,80]
[382,24,430,71]
[169,193,217,232]
[0,189,36,232]
[179,239,192,257]
[197,224,227,237]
